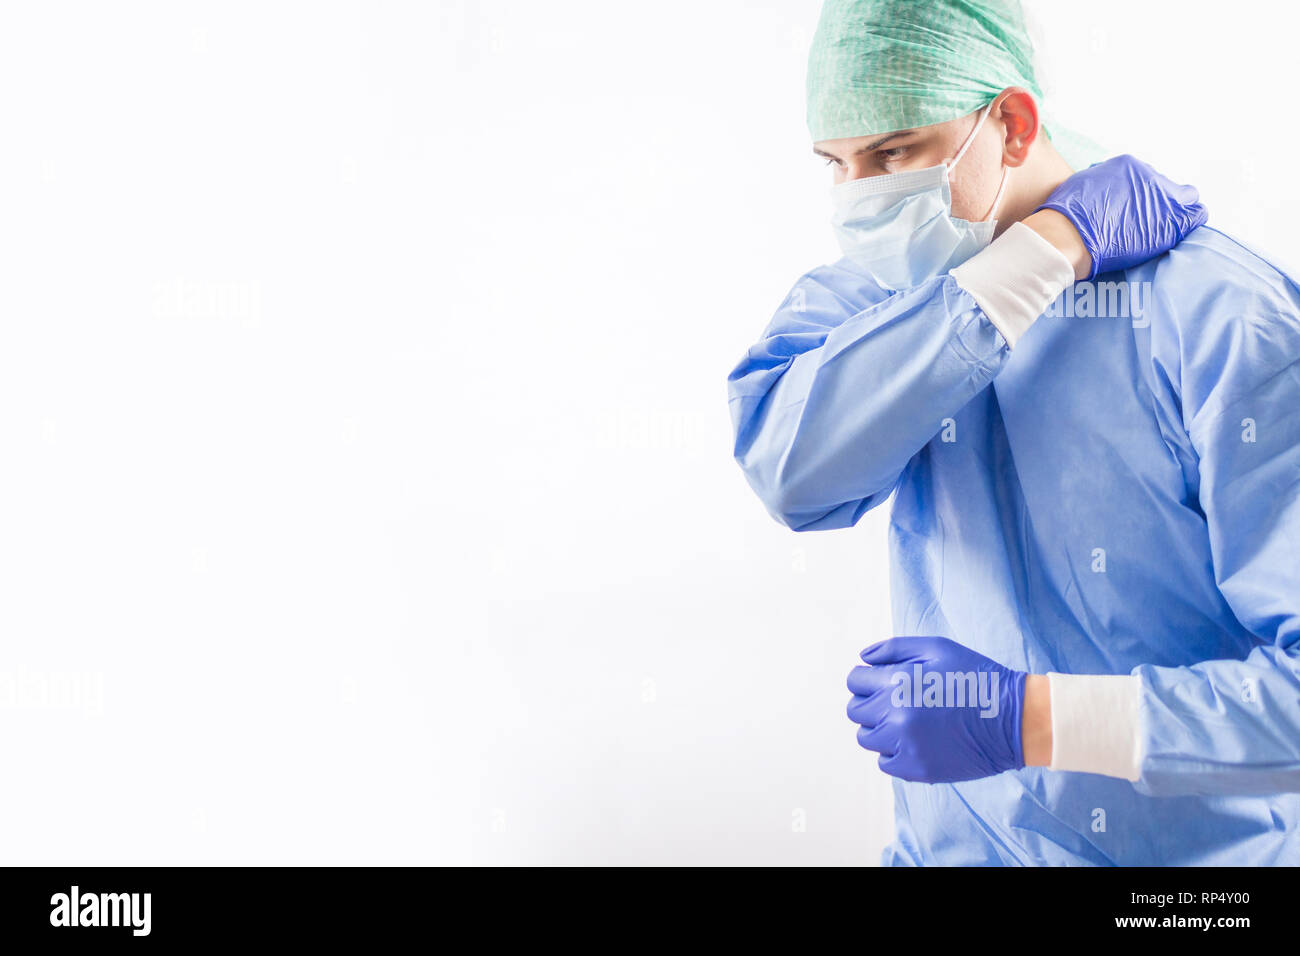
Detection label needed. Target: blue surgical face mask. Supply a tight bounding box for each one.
[829,102,1011,290]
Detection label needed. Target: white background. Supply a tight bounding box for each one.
[0,0,1295,864]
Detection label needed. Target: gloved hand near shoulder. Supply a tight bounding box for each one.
[1031,154,1208,280]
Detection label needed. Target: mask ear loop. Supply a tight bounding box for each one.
[948,100,997,172]
[949,99,1011,224]
[985,164,1011,223]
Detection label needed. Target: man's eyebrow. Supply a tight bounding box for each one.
[813,131,915,161]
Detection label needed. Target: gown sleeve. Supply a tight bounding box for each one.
[1133,255,1300,797]
[726,222,1072,532]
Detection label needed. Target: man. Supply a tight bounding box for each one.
[727,0,1300,865]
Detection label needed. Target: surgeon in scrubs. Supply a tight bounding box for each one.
[727,0,1300,865]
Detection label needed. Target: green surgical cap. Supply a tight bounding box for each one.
[806,0,1103,169]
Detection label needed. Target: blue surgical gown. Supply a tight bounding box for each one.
[727,226,1300,865]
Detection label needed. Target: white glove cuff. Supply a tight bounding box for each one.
[1046,672,1142,781]
[949,221,1075,348]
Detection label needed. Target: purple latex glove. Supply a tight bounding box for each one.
[1036,154,1208,280]
[847,636,1027,783]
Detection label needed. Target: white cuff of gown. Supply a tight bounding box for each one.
[949,221,1075,348]
[1046,673,1142,781]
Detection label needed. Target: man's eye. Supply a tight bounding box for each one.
[823,157,842,167]
[880,147,908,161]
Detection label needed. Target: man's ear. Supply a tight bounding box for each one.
[993,87,1040,167]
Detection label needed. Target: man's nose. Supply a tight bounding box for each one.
[841,160,873,182]
[840,159,891,183]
